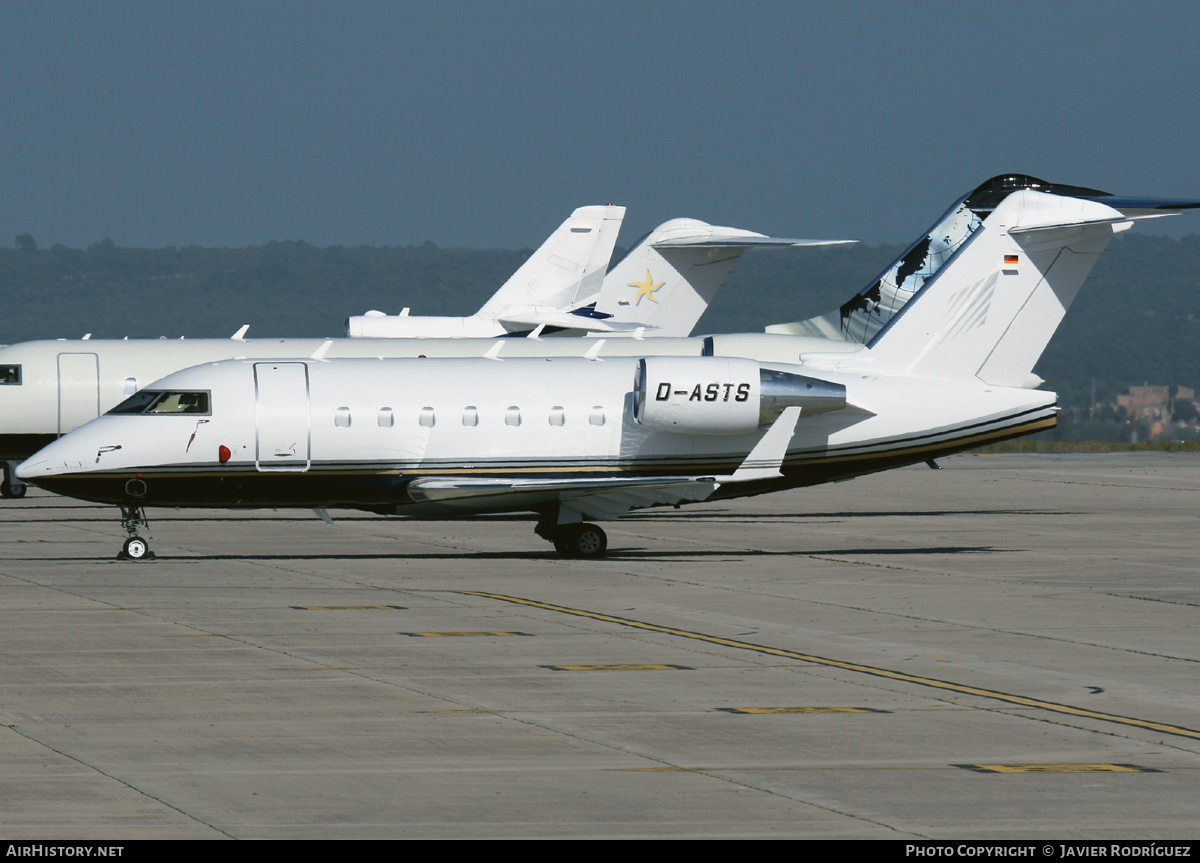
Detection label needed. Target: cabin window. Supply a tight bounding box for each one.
[549,406,565,427]
[334,407,351,428]
[589,405,605,426]
[0,365,20,385]
[122,377,138,396]
[462,406,478,427]
[419,407,435,428]
[505,406,521,427]
[107,390,211,415]
[377,407,394,428]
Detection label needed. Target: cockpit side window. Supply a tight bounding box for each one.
[108,390,162,414]
[107,390,211,415]
[147,391,210,414]
[0,365,21,385]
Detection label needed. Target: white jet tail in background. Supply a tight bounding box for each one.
[591,220,855,338]
[346,205,625,338]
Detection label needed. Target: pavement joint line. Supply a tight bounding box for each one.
[460,590,1200,742]
[3,723,233,838]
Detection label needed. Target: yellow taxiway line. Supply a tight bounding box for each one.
[460,591,1200,742]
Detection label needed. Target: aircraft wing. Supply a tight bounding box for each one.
[406,475,719,521]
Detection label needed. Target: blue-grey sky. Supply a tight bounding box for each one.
[3,1,1199,250]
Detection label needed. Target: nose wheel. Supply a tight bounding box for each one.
[117,505,156,561]
[121,536,151,560]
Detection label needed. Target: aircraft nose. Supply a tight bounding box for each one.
[13,430,130,505]
[15,434,88,480]
[14,457,39,480]
[16,449,60,480]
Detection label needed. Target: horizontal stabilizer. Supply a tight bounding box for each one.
[652,236,856,248]
[1087,195,1200,214]
[1008,211,1179,236]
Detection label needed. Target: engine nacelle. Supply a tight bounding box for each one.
[634,357,846,436]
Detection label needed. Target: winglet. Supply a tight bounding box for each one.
[310,339,333,360]
[729,406,801,482]
[584,339,606,360]
[231,324,250,341]
[484,341,504,360]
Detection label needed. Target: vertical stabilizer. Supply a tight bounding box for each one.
[345,205,624,337]
[478,205,625,317]
[866,190,1130,385]
[770,174,1198,387]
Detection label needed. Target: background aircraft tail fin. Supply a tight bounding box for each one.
[477,205,625,319]
[593,219,852,337]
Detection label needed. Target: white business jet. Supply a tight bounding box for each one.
[18,176,1197,559]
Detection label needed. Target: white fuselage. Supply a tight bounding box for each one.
[17,355,1057,517]
[0,333,859,461]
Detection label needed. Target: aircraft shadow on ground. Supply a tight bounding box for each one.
[4,509,1076,526]
[13,545,1004,563]
[621,509,1077,520]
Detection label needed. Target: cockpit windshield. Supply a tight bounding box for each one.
[107,390,210,415]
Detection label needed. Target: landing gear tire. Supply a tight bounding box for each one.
[120,536,154,561]
[2,462,26,498]
[115,504,155,560]
[552,523,608,559]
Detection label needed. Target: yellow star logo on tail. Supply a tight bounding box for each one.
[629,270,664,305]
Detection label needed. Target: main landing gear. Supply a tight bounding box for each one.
[536,518,608,559]
[1,462,26,498]
[117,505,155,561]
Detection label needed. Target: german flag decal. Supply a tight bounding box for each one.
[1003,254,1019,265]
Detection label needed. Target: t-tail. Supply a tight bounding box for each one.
[770,174,1200,386]
[591,220,855,337]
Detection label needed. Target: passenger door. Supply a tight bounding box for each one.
[254,362,311,471]
[57,352,100,435]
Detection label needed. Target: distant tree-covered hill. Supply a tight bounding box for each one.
[3,231,1199,413]
[0,240,530,342]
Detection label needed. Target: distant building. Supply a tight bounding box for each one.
[1116,385,1198,442]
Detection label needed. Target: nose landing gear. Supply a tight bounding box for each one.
[117,505,155,561]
